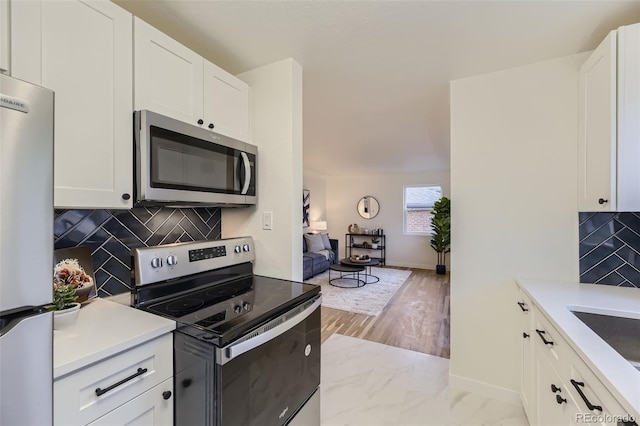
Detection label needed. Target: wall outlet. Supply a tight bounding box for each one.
[263,211,273,230]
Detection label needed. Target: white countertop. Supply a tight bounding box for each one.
[53,298,175,379]
[516,278,640,417]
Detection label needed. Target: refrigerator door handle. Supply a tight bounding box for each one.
[0,307,48,337]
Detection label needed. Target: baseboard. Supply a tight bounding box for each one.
[385,260,449,271]
[448,373,522,407]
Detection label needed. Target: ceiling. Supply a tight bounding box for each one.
[115,0,640,177]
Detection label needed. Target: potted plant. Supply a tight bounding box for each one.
[430,196,450,274]
[48,283,80,329]
[371,235,380,249]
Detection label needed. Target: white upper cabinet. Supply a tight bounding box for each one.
[134,18,250,142]
[12,0,133,209]
[203,61,250,141]
[578,24,640,212]
[134,17,204,126]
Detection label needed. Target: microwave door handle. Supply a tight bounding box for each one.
[240,152,251,195]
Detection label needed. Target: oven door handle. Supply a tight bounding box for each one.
[240,152,251,195]
[221,296,321,364]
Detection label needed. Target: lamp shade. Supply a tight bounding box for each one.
[310,221,327,232]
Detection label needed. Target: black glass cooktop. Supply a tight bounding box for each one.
[142,274,320,346]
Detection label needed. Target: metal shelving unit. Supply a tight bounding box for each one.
[345,233,386,265]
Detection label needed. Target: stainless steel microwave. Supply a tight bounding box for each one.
[134,110,257,207]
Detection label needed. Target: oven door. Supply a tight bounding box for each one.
[217,296,321,426]
[135,109,256,206]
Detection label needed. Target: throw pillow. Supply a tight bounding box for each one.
[304,233,325,253]
[320,233,332,250]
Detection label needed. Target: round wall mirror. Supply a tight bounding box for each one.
[357,196,380,219]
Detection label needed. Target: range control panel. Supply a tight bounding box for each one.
[189,245,227,262]
[133,237,255,286]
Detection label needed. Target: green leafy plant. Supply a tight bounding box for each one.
[371,236,380,244]
[430,197,450,273]
[47,284,78,311]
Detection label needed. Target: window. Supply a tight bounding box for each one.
[403,185,442,235]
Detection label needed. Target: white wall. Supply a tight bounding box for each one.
[449,53,585,403]
[222,58,304,281]
[325,170,450,269]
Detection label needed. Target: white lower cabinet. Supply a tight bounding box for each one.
[535,346,579,426]
[54,334,173,425]
[517,291,536,423]
[88,378,173,426]
[566,350,628,426]
[518,293,636,425]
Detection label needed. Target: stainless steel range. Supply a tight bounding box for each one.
[131,237,321,426]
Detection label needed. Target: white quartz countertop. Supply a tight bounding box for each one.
[53,298,175,379]
[516,278,640,417]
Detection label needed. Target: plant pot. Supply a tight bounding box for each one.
[371,243,378,249]
[53,303,81,330]
[436,264,446,275]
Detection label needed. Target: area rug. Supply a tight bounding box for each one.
[304,267,411,316]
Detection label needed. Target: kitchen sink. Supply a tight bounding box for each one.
[570,309,640,372]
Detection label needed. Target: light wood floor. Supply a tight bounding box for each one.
[320,267,450,359]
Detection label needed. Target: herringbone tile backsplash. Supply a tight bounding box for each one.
[579,212,640,288]
[54,207,221,296]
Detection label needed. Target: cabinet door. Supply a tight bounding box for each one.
[203,60,250,141]
[134,17,204,127]
[517,292,536,423]
[617,23,640,212]
[536,347,578,426]
[567,351,630,426]
[13,0,133,208]
[88,379,173,426]
[578,30,617,212]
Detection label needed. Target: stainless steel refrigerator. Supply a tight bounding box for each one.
[0,74,54,425]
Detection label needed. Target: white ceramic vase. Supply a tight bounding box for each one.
[53,303,81,330]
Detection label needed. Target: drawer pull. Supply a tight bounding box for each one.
[556,394,567,405]
[95,368,148,397]
[522,332,530,339]
[570,379,602,412]
[551,384,561,393]
[535,329,554,345]
[517,302,529,312]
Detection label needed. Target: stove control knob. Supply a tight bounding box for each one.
[167,255,178,266]
[234,245,241,254]
[151,257,163,269]
[242,302,251,311]
[242,244,250,252]
[233,305,242,314]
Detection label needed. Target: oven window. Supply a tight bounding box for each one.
[150,126,239,193]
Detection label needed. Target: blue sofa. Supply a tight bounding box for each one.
[303,234,339,280]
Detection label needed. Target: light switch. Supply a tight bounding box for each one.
[263,211,273,230]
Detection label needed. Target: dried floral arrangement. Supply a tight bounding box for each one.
[53,258,93,289]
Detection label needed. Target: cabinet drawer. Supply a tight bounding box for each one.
[567,348,630,425]
[533,308,565,373]
[54,334,173,425]
[87,378,173,426]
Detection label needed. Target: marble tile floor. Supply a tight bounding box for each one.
[321,334,528,426]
